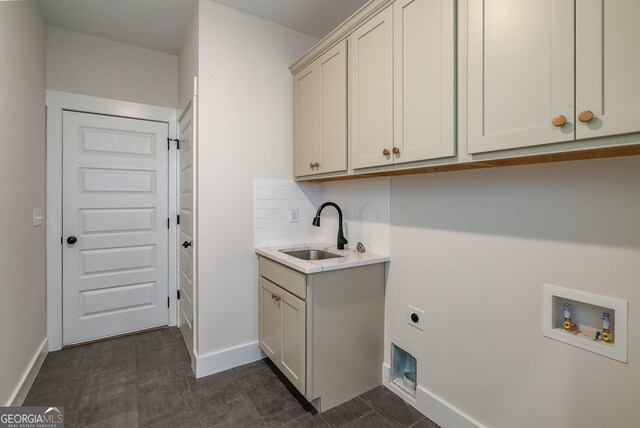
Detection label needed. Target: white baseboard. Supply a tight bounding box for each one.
[381,363,486,428]
[194,341,265,378]
[8,337,48,406]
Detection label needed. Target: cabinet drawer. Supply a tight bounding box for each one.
[259,257,307,300]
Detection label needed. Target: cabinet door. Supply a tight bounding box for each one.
[278,286,306,394]
[259,277,281,361]
[293,62,319,177]
[317,40,348,174]
[576,1,640,140]
[350,6,394,169]
[468,0,574,154]
[394,0,455,163]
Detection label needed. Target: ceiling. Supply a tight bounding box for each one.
[210,0,369,38]
[36,0,197,55]
[36,0,369,56]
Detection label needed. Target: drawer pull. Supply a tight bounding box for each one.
[578,110,594,123]
[552,115,566,127]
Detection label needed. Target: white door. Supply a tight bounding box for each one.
[178,104,195,358]
[393,0,456,163]
[62,111,169,345]
[350,6,394,169]
[576,0,640,140]
[467,0,575,153]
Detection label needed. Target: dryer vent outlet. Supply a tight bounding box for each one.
[391,343,417,397]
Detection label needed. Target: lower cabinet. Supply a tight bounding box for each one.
[258,256,385,412]
[259,276,306,393]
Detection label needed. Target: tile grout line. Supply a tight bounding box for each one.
[407,417,427,428]
[358,395,397,427]
[341,409,380,427]
[231,368,269,427]
[357,395,375,412]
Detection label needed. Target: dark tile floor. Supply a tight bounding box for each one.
[24,328,440,428]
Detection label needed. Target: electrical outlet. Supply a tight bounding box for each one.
[289,208,299,223]
[407,305,424,330]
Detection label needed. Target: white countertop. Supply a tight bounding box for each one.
[255,242,390,274]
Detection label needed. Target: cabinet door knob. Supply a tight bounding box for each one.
[314,162,320,168]
[552,115,567,127]
[309,163,315,168]
[383,149,390,156]
[392,147,400,154]
[578,110,594,123]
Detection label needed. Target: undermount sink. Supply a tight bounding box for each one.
[280,249,343,261]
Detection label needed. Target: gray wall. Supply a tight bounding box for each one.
[387,156,640,427]
[0,0,47,405]
[47,26,178,107]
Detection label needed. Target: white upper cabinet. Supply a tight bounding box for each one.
[393,0,456,164]
[293,41,347,177]
[468,0,575,154]
[317,40,348,174]
[350,6,394,169]
[293,62,319,177]
[576,1,640,140]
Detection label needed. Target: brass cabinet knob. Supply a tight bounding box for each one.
[392,147,400,154]
[578,110,594,123]
[309,163,314,168]
[314,162,320,168]
[383,149,390,156]
[552,115,567,127]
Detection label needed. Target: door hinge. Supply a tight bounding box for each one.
[177,290,181,300]
[167,138,180,150]
[167,296,170,308]
[176,215,180,225]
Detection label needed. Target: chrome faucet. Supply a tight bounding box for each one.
[312,202,348,250]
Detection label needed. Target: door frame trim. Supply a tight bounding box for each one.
[46,90,178,351]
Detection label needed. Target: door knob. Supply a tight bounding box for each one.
[578,110,594,123]
[552,115,567,127]
[309,163,314,168]
[314,162,320,168]
[182,241,192,248]
[383,149,390,156]
[392,147,400,154]
[67,236,77,245]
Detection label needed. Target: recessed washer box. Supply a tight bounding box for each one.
[543,283,628,363]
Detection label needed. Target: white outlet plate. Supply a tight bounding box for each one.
[407,305,424,330]
[33,208,43,227]
[289,208,299,223]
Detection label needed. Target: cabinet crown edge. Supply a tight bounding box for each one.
[289,0,395,75]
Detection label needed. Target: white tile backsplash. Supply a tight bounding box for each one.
[320,178,390,255]
[254,179,323,248]
[254,178,390,255]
